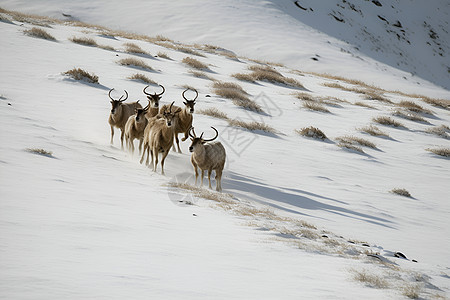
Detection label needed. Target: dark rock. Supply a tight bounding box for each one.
[394,252,407,259]
[372,0,382,7]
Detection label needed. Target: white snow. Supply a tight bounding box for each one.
[1,1,449,299]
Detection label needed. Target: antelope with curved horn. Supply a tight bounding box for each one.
[124,100,150,154]
[143,84,165,119]
[160,88,198,153]
[140,101,181,175]
[108,88,142,148]
[189,126,226,192]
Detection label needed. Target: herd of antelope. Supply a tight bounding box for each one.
[108,85,226,192]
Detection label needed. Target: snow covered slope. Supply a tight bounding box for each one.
[1,4,450,300]
[1,0,449,92]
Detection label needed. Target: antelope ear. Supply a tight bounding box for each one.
[201,140,206,144]
[183,101,187,106]
[190,138,194,141]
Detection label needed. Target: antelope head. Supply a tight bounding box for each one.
[162,101,181,127]
[182,88,198,114]
[135,101,150,122]
[143,84,165,109]
[109,88,129,115]
[188,126,218,152]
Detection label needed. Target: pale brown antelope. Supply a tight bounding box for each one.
[124,100,150,154]
[140,102,181,175]
[143,84,165,119]
[189,127,226,192]
[160,88,198,153]
[108,88,142,148]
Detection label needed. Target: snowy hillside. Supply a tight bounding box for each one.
[1,4,450,300]
[1,0,450,92]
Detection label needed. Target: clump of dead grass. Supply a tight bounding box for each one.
[248,65,304,88]
[390,188,412,198]
[295,126,327,140]
[212,81,262,112]
[26,148,53,157]
[127,73,156,84]
[188,70,216,81]
[302,101,330,113]
[227,119,276,133]
[157,52,171,59]
[124,42,149,55]
[372,116,405,128]
[426,147,450,157]
[392,109,428,123]
[198,107,229,120]
[24,27,56,41]
[62,68,99,84]
[336,136,377,150]
[401,283,422,299]
[425,125,449,139]
[118,57,153,71]
[231,73,256,83]
[350,269,390,289]
[421,97,450,110]
[70,36,97,46]
[354,101,377,109]
[182,57,209,70]
[397,100,433,115]
[358,125,389,137]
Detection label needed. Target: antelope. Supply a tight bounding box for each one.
[189,127,226,192]
[108,88,142,148]
[124,101,150,154]
[143,84,165,119]
[160,88,198,153]
[140,102,181,175]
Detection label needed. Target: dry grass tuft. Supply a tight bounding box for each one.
[212,82,263,112]
[182,57,209,70]
[198,108,229,120]
[351,269,390,289]
[401,283,422,299]
[124,42,149,55]
[295,126,327,140]
[127,73,156,84]
[355,101,377,109]
[26,148,53,157]
[336,136,377,149]
[390,188,412,198]
[358,125,389,137]
[118,57,153,71]
[364,90,392,103]
[426,147,450,157]
[70,36,97,46]
[392,109,428,123]
[168,182,235,204]
[227,119,276,133]
[157,52,171,59]
[248,65,304,88]
[421,97,450,110]
[302,101,330,113]
[231,73,256,83]
[397,100,433,115]
[62,68,99,84]
[425,125,449,139]
[294,92,316,101]
[372,116,405,128]
[24,27,56,41]
[188,70,216,81]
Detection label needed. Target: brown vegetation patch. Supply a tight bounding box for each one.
[118,57,153,71]
[390,188,412,198]
[212,82,262,112]
[62,68,99,84]
[182,57,209,70]
[425,125,449,139]
[124,42,149,55]
[358,125,389,137]
[426,147,450,157]
[372,116,405,128]
[227,119,276,133]
[248,65,304,88]
[198,108,229,120]
[295,126,327,140]
[127,73,156,84]
[70,36,97,46]
[24,27,56,41]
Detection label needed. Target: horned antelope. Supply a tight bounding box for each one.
[140,102,181,175]
[143,84,165,119]
[108,88,142,148]
[189,127,226,192]
[124,101,150,154]
[160,88,198,153]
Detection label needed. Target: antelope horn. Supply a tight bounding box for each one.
[203,127,219,142]
[189,127,197,138]
[157,84,165,96]
[182,88,199,101]
[168,101,175,113]
[119,90,128,102]
[143,100,150,112]
[143,85,152,95]
[108,88,115,101]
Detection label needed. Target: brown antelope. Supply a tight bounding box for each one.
[143,84,165,119]
[160,88,198,153]
[124,101,150,154]
[108,88,142,148]
[140,102,181,175]
[189,127,226,192]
